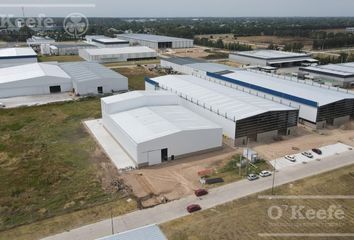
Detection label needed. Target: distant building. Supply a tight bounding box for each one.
[101,91,222,167]
[49,43,96,56]
[346,27,354,33]
[79,46,157,63]
[85,35,130,48]
[0,62,128,98]
[300,62,354,88]
[0,47,37,68]
[116,33,194,49]
[96,225,167,240]
[26,36,55,46]
[229,50,318,68]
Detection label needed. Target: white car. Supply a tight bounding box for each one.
[285,155,296,162]
[259,170,272,177]
[0,103,5,108]
[301,152,314,159]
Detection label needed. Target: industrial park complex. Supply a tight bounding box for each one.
[2,15,354,240]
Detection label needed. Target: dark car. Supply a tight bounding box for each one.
[312,148,322,155]
[187,204,201,213]
[195,189,208,197]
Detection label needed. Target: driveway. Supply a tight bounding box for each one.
[42,150,354,240]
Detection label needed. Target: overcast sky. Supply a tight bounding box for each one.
[1,0,354,17]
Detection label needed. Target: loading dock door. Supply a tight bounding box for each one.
[148,150,162,166]
[49,85,61,93]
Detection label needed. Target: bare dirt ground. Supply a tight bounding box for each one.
[196,34,314,50]
[121,144,239,208]
[162,46,211,59]
[252,123,354,160]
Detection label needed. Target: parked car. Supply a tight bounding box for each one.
[259,170,272,177]
[302,152,314,158]
[312,148,322,155]
[285,155,296,162]
[187,204,201,213]
[0,103,5,108]
[195,189,208,197]
[247,174,259,181]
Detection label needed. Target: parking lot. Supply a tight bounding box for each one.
[270,142,353,170]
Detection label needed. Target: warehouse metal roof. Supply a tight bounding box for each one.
[214,70,354,106]
[0,47,37,59]
[187,62,239,73]
[149,75,295,122]
[59,62,126,83]
[96,225,167,240]
[0,63,70,84]
[106,91,220,143]
[117,33,193,42]
[300,62,354,78]
[232,50,311,60]
[82,46,156,55]
[92,38,129,44]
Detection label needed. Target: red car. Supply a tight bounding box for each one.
[187,204,201,213]
[194,189,208,197]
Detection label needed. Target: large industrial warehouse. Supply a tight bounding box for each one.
[0,47,37,67]
[146,75,299,145]
[85,35,130,48]
[0,62,128,98]
[207,70,354,128]
[116,33,194,49]
[229,50,318,67]
[161,57,239,78]
[300,62,354,88]
[101,91,223,167]
[79,46,157,63]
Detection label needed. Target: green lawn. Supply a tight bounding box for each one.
[113,66,163,90]
[0,98,136,236]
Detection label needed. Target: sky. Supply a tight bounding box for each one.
[0,0,354,17]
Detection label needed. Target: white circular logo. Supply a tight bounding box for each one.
[63,13,89,37]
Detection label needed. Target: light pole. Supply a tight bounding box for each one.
[271,159,277,195]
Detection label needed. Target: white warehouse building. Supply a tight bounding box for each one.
[229,50,318,67]
[0,62,128,98]
[85,35,130,48]
[101,91,223,167]
[79,46,157,63]
[0,47,37,68]
[207,70,354,128]
[299,62,354,88]
[146,75,299,145]
[116,33,194,49]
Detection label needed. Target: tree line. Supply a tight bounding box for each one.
[194,37,252,51]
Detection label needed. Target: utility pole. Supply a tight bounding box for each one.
[271,159,277,195]
[111,208,114,235]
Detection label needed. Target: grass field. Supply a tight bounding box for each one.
[161,165,354,240]
[113,66,163,90]
[0,98,136,239]
[38,55,84,62]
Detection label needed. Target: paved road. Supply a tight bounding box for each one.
[42,150,354,240]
